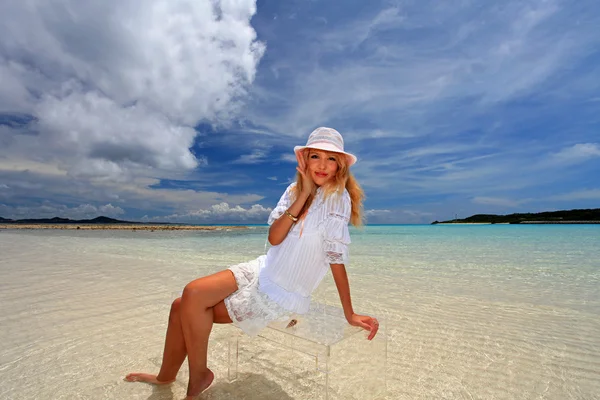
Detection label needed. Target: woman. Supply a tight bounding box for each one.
[125,127,379,399]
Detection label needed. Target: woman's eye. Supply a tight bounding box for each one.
[310,154,318,159]
[328,157,336,161]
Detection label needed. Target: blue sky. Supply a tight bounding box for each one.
[0,0,599,224]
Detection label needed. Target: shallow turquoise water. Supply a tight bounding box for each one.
[47,224,598,312]
[1,225,599,399]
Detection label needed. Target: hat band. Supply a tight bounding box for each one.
[304,140,344,153]
[307,134,344,148]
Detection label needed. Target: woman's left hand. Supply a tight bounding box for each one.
[348,313,379,340]
[296,149,315,197]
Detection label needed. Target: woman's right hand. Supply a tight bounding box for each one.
[296,150,315,197]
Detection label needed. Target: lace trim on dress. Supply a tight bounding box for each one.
[325,251,345,264]
[267,183,295,226]
[324,239,349,264]
[224,256,292,336]
[267,205,287,225]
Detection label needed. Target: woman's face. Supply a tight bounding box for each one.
[306,149,339,186]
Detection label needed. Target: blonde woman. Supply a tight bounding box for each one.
[125,127,379,399]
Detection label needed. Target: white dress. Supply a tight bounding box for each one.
[223,183,352,336]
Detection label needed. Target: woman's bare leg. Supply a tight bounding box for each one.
[180,270,238,399]
[125,270,236,396]
[156,297,187,381]
[125,297,187,384]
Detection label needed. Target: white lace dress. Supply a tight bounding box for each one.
[223,183,352,336]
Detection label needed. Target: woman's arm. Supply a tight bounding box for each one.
[330,263,379,340]
[268,192,309,245]
[268,150,314,246]
[330,263,355,319]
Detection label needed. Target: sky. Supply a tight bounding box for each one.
[0,0,599,224]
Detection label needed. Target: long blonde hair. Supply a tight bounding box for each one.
[292,149,365,226]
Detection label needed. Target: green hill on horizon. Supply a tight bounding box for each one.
[0,216,137,224]
[433,208,600,224]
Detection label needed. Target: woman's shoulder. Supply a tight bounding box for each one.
[322,187,351,212]
[278,182,297,199]
[284,182,297,193]
[331,186,350,201]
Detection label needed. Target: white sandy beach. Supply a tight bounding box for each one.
[1,228,599,399]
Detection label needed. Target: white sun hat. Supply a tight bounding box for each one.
[293,127,357,166]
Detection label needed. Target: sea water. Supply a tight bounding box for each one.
[0,225,598,399]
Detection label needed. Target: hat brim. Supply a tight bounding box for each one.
[294,144,357,166]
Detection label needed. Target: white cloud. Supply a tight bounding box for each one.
[233,149,269,164]
[0,184,8,189]
[551,143,600,165]
[98,204,126,217]
[365,209,391,216]
[280,154,297,163]
[0,0,269,220]
[0,163,266,217]
[267,176,277,181]
[0,159,67,177]
[36,91,199,175]
[144,203,272,223]
[0,0,264,178]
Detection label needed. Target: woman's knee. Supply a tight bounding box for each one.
[182,280,203,302]
[169,297,181,319]
[170,297,182,316]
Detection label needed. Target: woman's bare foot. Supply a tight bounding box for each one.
[186,368,214,399]
[124,372,176,385]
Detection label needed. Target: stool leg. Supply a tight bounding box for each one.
[228,333,239,382]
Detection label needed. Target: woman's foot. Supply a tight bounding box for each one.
[124,372,176,385]
[186,368,214,399]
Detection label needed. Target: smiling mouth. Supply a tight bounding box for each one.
[315,172,328,177]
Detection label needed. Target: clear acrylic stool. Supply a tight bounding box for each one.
[227,303,387,399]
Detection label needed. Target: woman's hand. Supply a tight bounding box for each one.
[296,150,315,197]
[348,313,379,340]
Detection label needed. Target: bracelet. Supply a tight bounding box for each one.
[284,209,299,222]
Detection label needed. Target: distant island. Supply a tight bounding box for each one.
[432,208,600,225]
[0,216,248,231]
[0,216,141,224]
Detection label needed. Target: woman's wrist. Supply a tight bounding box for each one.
[284,209,298,222]
[298,190,311,200]
[293,192,310,210]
